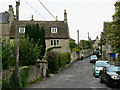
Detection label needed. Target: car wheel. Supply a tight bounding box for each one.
[99,75,103,83]
[106,79,111,87]
[93,72,95,75]
[95,75,98,78]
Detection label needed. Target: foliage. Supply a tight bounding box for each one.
[46,52,59,73]
[19,36,41,66]
[46,69,50,77]
[72,48,81,52]
[59,53,71,68]
[25,24,46,59]
[20,68,29,87]
[47,46,61,52]
[46,51,71,74]
[2,38,15,70]
[80,40,93,49]
[102,2,120,53]
[2,67,30,89]
[70,41,77,50]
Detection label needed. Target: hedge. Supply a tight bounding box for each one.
[46,51,71,74]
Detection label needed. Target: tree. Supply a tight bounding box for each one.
[19,36,41,66]
[103,2,120,53]
[70,41,77,49]
[80,40,93,49]
[25,24,46,59]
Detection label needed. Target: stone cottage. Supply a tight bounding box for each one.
[9,6,70,52]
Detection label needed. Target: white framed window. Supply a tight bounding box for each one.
[19,27,25,33]
[51,40,53,46]
[51,40,60,46]
[57,40,59,45]
[51,28,57,33]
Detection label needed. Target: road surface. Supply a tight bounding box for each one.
[25,57,119,89]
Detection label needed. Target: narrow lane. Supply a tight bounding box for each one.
[25,57,116,89]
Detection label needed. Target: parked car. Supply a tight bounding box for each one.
[90,55,98,63]
[99,65,120,87]
[93,61,110,77]
[93,50,101,58]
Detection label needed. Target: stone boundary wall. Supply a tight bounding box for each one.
[71,49,93,63]
[2,61,48,87]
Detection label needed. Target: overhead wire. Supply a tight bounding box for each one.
[37,0,56,19]
[24,0,46,20]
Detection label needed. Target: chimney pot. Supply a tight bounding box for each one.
[56,16,58,21]
[64,9,66,13]
[64,9,67,23]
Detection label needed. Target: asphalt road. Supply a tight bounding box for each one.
[25,57,119,89]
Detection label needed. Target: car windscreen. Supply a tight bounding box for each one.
[108,66,120,72]
[96,62,109,67]
[91,55,97,58]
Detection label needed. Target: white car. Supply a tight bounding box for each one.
[93,61,110,77]
[90,55,98,63]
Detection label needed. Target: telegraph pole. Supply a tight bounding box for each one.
[15,0,20,89]
[77,30,80,60]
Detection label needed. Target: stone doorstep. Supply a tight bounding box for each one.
[49,74,55,77]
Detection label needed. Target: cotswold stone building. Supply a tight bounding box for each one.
[0,5,14,37]
[9,6,70,52]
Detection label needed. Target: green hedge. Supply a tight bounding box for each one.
[46,51,71,74]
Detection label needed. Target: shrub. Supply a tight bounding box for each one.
[46,51,71,73]
[19,36,41,66]
[46,52,59,73]
[25,24,46,59]
[2,38,15,70]
[59,53,71,68]
[2,36,42,69]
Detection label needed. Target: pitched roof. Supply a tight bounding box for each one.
[10,20,69,39]
[0,13,9,23]
[69,38,75,42]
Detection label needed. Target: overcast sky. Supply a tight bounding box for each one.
[0,0,117,41]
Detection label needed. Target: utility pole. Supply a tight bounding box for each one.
[15,0,20,89]
[77,30,80,60]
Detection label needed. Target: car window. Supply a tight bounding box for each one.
[91,55,97,58]
[108,66,120,72]
[96,62,109,67]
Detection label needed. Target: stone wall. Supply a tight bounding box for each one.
[2,61,48,88]
[71,49,93,63]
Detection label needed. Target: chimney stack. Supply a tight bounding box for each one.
[31,15,34,21]
[56,16,58,21]
[8,5,14,26]
[64,9,67,23]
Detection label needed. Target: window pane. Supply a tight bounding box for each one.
[57,40,59,45]
[54,40,56,46]
[51,40,53,46]
[51,28,57,33]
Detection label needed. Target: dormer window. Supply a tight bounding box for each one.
[19,27,25,33]
[51,27,57,33]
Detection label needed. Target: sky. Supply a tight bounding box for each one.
[0,0,117,42]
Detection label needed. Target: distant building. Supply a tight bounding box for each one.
[117,0,120,2]
[90,36,99,51]
[0,5,14,37]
